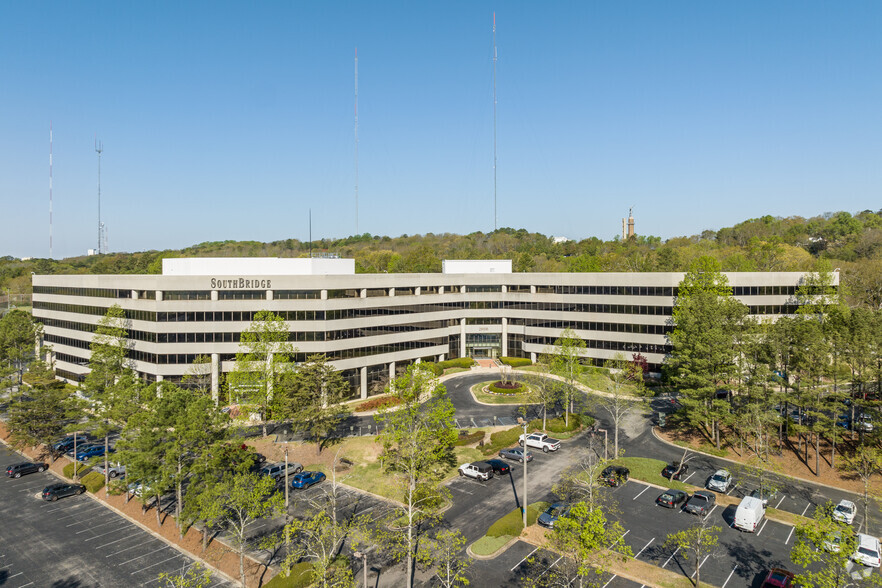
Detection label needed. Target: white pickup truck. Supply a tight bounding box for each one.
[518,432,561,453]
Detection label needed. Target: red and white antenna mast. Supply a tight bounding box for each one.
[49,122,53,258]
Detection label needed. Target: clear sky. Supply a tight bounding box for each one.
[2,1,881,259]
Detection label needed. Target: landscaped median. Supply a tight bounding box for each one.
[468,501,550,558]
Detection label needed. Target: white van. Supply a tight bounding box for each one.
[734,496,765,532]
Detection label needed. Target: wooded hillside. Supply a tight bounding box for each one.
[4,209,882,308]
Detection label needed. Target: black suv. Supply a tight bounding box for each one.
[6,461,47,478]
[662,462,689,480]
[600,466,629,487]
[42,483,86,501]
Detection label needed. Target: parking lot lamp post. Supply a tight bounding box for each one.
[72,431,80,481]
[601,429,608,460]
[354,551,367,587]
[522,419,528,528]
[284,441,289,508]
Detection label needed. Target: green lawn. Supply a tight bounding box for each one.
[516,365,642,396]
[608,457,691,492]
[471,382,535,405]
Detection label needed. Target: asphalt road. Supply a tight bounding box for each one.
[0,444,235,588]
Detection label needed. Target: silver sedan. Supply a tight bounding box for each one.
[499,447,534,463]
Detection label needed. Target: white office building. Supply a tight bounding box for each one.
[32,258,826,400]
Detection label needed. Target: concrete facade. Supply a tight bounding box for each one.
[31,260,827,400]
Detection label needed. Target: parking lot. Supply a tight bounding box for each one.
[0,444,234,588]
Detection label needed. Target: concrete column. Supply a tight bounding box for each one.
[211,290,218,301]
[460,285,466,293]
[321,289,328,300]
[501,285,507,293]
[415,287,421,296]
[211,353,220,404]
[460,318,467,358]
[530,285,536,294]
[266,290,273,301]
[360,366,368,399]
[131,289,139,300]
[389,361,396,385]
[360,289,367,299]
[389,288,395,297]
[438,354,445,362]
[531,351,537,363]
[502,317,508,357]
[156,290,163,302]
[439,286,445,294]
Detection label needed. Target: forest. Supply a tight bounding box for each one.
[3,208,882,308]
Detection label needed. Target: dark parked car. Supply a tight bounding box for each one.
[259,462,303,483]
[656,489,688,509]
[600,466,629,487]
[73,444,111,461]
[662,462,689,480]
[52,435,88,454]
[684,491,716,517]
[290,471,326,489]
[537,503,571,529]
[485,459,511,476]
[6,461,48,478]
[498,447,533,463]
[42,482,86,501]
[761,568,794,588]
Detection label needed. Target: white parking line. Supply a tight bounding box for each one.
[775,496,786,509]
[132,552,182,574]
[707,505,719,519]
[691,555,709,577]
[633,486,650,501]
[756,519,769,536]
[538,556,563,579]
[721,565,738,588]
[6,572,22,580]
[612,529,630,548]
[117,545,168,566]
[662,546,680,568]
[683,472,695,484]
[91,531,139,546]
[726,484,737,496]
[106,539,154,557]
[511,546,539,571]
[634,538,654,559]
[76,518,122,534]
[801,503,812,516]
[785,526,795,544]
[602,575,617,588]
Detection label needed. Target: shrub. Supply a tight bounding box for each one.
[454,430,486,447]
[480,426,523,455]
[81,471,105,493]
[354,395,402,412]
[500,357,532,368]
[63,462,90,479]
[488,381,524,395]
[438,358,476,370]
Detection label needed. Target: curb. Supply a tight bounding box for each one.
[650,427,866,500]
[467,534,521,560]
[467,382,538,407]
[0,435,244,588]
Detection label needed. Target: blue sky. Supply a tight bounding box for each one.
[2,1,881,259]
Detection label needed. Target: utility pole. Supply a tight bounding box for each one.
[492,13,498,232]
[284,441,290,508]
[522,416,528,527]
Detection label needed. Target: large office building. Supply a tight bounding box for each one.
[32,258,826,400]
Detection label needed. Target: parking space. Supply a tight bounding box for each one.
[0,445,234,588]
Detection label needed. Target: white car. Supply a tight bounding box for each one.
[707,469,733,493]
[854,533,881,568]
[458,462,493,482]
[832,499,856,525]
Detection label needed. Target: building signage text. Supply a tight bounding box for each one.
[210,278,272,289]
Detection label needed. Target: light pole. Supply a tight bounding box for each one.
[522,418,528,528]
[599,428,609,460]
[284,441,290,508]
[354,551,368,587]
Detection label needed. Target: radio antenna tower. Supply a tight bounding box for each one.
[49,123,53,258]
[492,13,498,232]
[95,137,103,254]
[354,47,359,236]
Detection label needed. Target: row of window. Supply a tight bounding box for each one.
[525,336,671,355]
[35,283,810,301]
[523,320,672,335]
